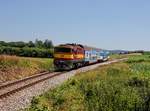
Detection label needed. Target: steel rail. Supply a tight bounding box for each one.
[0,71,66,98]
[0,71,50,90]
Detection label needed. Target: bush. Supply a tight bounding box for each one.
[0,39,54,58]
[144,52,150,55]
[0,46,53,58]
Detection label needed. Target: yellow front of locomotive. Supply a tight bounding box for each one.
[54,45,74,70]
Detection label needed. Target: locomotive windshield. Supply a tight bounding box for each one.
[54,47,72,53]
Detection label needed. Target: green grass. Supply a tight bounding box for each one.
[26,54,150,111]
[0,55,53,83]
[110,53,142,60]
[26,57,54,71]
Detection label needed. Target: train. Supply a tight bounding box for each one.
[54,43,110,70]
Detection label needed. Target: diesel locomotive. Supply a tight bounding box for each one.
[54,43,109,70]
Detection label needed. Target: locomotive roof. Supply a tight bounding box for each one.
[56,44,82,49]
[55,43,101,51]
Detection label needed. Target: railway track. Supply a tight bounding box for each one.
[0,58,127,99]
[0,71,66,98]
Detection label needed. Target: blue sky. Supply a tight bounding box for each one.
[0,0,150,50]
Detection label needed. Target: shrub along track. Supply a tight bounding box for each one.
[0,58,127,111]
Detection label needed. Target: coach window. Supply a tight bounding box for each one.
[89,53,91,59]
[86,52,88,57]
[96,53,98,58]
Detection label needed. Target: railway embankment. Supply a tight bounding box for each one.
[0,55,53,84]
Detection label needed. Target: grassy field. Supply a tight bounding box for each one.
[0,55,53,83]
[110,53,142,60]
[25,54,150,111]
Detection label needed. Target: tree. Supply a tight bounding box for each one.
[0,39,54,58]
[0,41,7,46]
[35,39,44,48]
[44,39,54,48]
[15,41,26,48]
[28,41,35,47]
[7,41,26,48]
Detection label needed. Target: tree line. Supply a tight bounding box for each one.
[0,39,54,58]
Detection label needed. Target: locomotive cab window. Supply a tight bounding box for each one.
[54,47,72,53]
